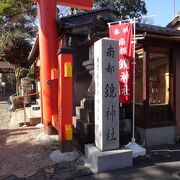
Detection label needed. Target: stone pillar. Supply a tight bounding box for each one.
[94,38,119,151]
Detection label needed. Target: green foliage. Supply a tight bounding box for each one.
[0,0,37,37]
[0,0,36,20]
[0,0,18,20]
[27,65,34,78]
[0,31,31,68]
[93,0,147,20]
[19,67,34,78]
[19,68,29,78]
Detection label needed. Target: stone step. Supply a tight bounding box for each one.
[75,106,83,117]
[86,111,94,123]
[84,123,95,143]
[73,117,85,134]
[80,98,86,108]
[31,105,40,111]
[73,130,89,151]
[26,107,41,126]
[84,100,94,110]
[75,106,87,121]
[72,116,80,129]
[36,99,41,107]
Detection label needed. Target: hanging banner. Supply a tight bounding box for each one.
[109,22,134,103]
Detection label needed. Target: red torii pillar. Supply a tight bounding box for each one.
[35,0,92,151]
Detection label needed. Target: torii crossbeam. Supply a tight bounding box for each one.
[30,0,92,10]
[29,0,93,152]
[57,0,93,9]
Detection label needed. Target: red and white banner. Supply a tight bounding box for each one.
[109,22,134,104]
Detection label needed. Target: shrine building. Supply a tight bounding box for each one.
[28,6,180,149]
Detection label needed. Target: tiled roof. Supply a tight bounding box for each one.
[136,23,180,36]
[58,7,119,29]
[60,6,118,20]
[28,9,180,63]
[166,15,180,28]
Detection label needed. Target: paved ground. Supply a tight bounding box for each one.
[0,92,180,180]
[75,143,180,180]
[75,161,180,180]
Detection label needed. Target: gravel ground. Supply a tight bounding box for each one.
[0,94,54,179]
[0,94,92,180]
[0,125,92,180]
[0,119,56,179]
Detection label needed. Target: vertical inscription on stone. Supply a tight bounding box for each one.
[94,38,119,151]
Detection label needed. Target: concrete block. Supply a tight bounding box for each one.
[136,126,175,147]
[26,107,41,126]
[85,144,132,172]
[29,117,41,126]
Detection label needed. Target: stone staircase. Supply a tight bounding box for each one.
[73,98,95,151]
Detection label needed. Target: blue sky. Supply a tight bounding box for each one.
[145,0,180,26]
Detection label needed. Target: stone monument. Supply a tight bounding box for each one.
[94,38,119,151]
[85,38,132,172]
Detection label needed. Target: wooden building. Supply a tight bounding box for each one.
[167,14,180,30]
[0,60,14,73]
[0,60,15,93]
[135,23,180,146]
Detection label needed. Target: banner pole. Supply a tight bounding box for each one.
[125,17,146,158]
[108,19,146,157]
[132,17,136,142]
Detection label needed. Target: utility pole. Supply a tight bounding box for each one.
[174,0,176,17]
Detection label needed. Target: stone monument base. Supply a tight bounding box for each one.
[85,144,133,172]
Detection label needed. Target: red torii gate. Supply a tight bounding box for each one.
[30,0,93,152]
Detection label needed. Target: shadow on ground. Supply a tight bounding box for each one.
[133,143,180,168]
[0,127,93,180]
[0,128,37,144]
